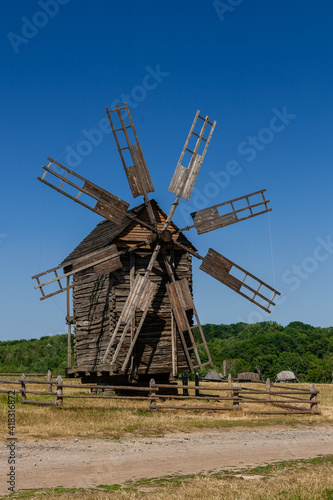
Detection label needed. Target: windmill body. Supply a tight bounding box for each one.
[33,104,280,386]
[61,200,199,383]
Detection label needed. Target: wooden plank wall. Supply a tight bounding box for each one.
[73,249,193,377]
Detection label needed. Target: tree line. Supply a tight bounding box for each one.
[198,321,333,382]
[0,321,332,382]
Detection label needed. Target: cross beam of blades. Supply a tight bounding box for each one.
[189,189,271,235]
[169,111,216,201]
[106,103,154,198]
[38,158,130,225]
[200,248,281,313]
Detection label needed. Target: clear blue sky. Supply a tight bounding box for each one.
[1,0,332,341]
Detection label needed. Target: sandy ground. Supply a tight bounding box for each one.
[1,424,333,495]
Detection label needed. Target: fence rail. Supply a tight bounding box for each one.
[0,371,64,379]
[0,374,320,415]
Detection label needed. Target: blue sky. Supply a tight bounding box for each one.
[1,0,333,341]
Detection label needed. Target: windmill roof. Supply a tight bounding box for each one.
[61,199,196,266]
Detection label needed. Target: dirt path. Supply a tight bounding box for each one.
[1,425,333,494]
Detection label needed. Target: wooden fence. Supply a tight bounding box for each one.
[0,371,63,379]
[0,374,320,415]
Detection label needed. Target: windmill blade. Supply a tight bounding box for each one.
[200,248,281,313]
[166,278,213,372]
[106,103,154,199]
[38,158,130,225]
[102,108,216,369]
[184,189,271,235]
[32,244,123,300]
[121,280,157,372]
[169,110,216,201]
[32,240,151,301]
[102,274,157,367]
[161,248,212,371]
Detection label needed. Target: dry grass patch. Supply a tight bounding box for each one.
[0,378,332,440]
[2,456,333,499]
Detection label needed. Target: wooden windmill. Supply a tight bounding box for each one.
[32,104,280,384]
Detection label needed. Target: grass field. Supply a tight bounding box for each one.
[1,378,333,499]
[0,377,332,439]
[1,455,333,499]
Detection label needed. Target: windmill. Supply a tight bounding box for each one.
[32,104,280,385]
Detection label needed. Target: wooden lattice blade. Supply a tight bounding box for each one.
[166,280,193,333]
[166,280,195,372]
[120,280,158,371]
[120,274,154,324]
[166,278,213,371]
[32,245,122,301]
[106,104,154,198]
[169,111,216,201]
[191,190,271,235]
[102,274,157,365]
[109,277,157,368]
[38,158,130,225]
[200,248,280,313]
[69,245,123,275]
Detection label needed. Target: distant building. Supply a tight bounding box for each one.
[203,369,224,382]
[237,372,261,382]
[275,370,296,383]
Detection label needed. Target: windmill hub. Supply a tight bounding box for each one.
[146,232,158,245]
[160,229,173,243]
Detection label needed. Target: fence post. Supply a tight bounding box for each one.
[266,378,271,402]
[195,373,200,397]
[20,374,26,404]
[149,378,157,410]
[47,370,52,393]
[55,375,63,408]
[182,374,189,396]
[228,373,232,399]
[310,383,318,413]
[233,382,240,410]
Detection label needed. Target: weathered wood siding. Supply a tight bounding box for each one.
[73,249,193,376]
[67,202,195,379]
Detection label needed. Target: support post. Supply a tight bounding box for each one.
[129,251,135,375]
[66,277,72,368]
[233,382,240,410]
[171,312,178,378]
[310,383,318,413]
[266,378,271,402]
[182,374,189,396]
[228,373,232,399]
[195,373,200,397]
[55,375,63,408]
[223,360,227,378]
[149,378,157,410]
[47,370,52,393]
[20,374,26,404]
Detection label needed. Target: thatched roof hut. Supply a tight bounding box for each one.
[275,370,296,383]
[203,369,223,382]
[237,372,261,382]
